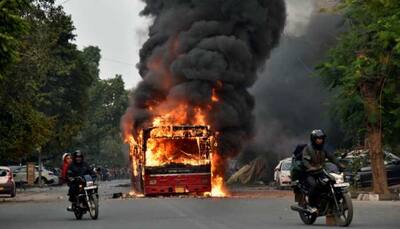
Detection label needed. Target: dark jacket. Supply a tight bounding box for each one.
[67,161,94,179]
[302,145,339,171]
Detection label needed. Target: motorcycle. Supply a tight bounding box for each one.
[290,166,353,226]
[68,175,99,220]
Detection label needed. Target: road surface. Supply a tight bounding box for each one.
[1,196,399,229]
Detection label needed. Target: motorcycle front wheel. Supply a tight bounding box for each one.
[299,211,317,225]
[88,195,99,220]
[334,193,353,227]
[298,195,317,225]
[74,208,83,220]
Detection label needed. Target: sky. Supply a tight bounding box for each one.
[57,0,315,89]
[57,0,150,89]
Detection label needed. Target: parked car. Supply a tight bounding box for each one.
[274,158,292,188]
[342,150,400,187]
[8,165,22,172]
[0,166,16,197]
[13,165,59,185]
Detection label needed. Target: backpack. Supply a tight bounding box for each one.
[293,144,307,162]
[290,144,307,181]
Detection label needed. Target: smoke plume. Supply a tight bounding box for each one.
[123,0,287,161]
[250,0,344,159]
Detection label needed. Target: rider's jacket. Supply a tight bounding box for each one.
[302,145,340,171]
[67,161,94,179]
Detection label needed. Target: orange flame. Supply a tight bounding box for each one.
[210,152,230,197]
[211,88,219,103]
[152,103,207,127]
[145,137,210,167]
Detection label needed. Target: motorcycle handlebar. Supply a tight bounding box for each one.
[306,167,323,174]
[68,175,97,182]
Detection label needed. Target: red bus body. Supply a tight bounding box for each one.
[143,171,211,195]
[130,125,213,196]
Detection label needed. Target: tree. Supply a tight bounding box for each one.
[0,0,54,162]
[72,75,128,166]
[0,0,29,79]
[0,0,97,163]
[24,1,98,161]
[318,0,400,194]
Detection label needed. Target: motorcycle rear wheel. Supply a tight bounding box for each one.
[89,195,99,220]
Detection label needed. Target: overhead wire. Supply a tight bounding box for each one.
[102,58,134,66]
[58,0,134,68]
[60,0,74,5]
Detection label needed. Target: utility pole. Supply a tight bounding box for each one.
[37,147,43,188]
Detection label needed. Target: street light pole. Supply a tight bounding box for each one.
[37,147,43,188]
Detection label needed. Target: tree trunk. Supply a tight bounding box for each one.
[360,80,389,194]
[365,121,389,194]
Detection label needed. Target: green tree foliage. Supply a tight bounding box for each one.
[0,0,29,79]
[72,74,128,167]
[0,0,53,162]
[318,0,400,194]
[0,0,97,162]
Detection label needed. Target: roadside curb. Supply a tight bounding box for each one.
[0,193,65,204]
[357,193,400,201]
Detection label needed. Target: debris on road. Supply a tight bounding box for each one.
[227,157,268,185]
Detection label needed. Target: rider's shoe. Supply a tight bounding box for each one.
[306,206,318,214]
[66,206,73,212]
[66,203,76,212]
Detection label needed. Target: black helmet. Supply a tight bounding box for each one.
[310,129,326,150]
[72,150,84,159]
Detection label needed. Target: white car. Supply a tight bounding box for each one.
[274,158,292,188]
[0,166,16,197]
[13,166,59,185]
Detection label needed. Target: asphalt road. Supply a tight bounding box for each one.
[1,197,399,229]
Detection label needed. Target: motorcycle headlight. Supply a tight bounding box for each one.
[331,173,344,184]
[86,181,94,187]
[336,176,344,184]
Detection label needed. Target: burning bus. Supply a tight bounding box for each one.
[129,125,215,196]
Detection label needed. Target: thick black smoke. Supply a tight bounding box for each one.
[123,0,286,159]
[249,0,344,160]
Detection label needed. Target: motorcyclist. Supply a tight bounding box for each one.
[67,150,95,211]
[300,129,344,213]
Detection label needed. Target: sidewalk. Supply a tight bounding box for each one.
[0,179,131,203]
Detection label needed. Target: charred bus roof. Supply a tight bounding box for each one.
[142,125,213,140]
